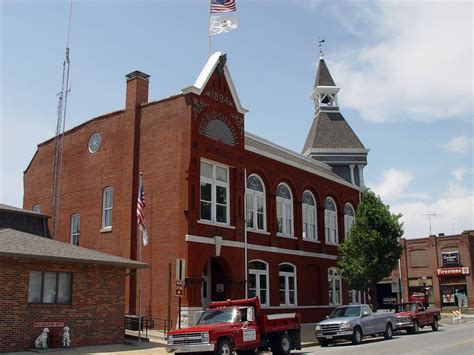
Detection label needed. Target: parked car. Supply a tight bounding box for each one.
[315,304,396,347]
[391,302,441,334]
[166,297,301,355]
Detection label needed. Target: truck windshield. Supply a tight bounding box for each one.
[393,303,417,312]
[197,307,239,325]
[329,306,361,318]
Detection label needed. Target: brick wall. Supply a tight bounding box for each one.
[0,258,126,353]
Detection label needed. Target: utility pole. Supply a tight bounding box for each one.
[421,213,437,235]
[450,223,455,235]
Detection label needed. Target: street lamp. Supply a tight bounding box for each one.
[420,276,429,307]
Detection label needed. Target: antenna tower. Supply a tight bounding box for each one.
[51,1,73,239]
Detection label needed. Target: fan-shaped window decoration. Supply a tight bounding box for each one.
[344,203,355,216]
[201,119,236,146]
[303,191,315,206]
[325,198,336,211]
[247,176,264,192]
[277,184,291,199]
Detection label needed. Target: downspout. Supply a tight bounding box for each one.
[244,168,248,298]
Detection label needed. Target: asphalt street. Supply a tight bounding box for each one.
[293,322,474,355]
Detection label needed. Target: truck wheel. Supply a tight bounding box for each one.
[412,321,419,334]
[352,327,363,345]
[431,319,439,331]
[319,340,329,347]
[215,338,232,355]
[270,333,292,355]
[384,324,393,340]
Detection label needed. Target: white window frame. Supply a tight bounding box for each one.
[32,204,41,213]
[324,197,338,245]
[349,289,362,304]
[328,267,342,306]
[70,213,80,246]
[246,174,266,232]
[102,187,113,230]
[200,159,230,225]
[302,191,318,241]
[344,203,355,240]
[248,260,269,307]
[276,183,294,237]
[279,263,297,306]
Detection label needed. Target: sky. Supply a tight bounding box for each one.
[1,0,473,239]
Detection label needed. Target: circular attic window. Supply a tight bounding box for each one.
[88,132,102,153]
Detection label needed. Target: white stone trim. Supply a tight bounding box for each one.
[198,220,236,230]
[182,52,248,114]
[185,234,337,260]
[247,229,271,236]
[245,133,359,191]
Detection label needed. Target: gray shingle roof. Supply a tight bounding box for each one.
[0,228,147,269]
[245,132,358,189]
[314,59,336,87]
[0,203,49,217]
[303,111,366,153]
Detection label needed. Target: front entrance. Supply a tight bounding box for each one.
[201,257,234,309]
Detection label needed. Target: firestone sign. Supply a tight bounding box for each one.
[437,267,470,276]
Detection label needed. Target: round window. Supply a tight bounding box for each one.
[88,132,102,153]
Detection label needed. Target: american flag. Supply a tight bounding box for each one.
[211,0,236,13]
[137,183,145,229]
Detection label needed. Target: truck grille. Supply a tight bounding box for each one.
[170,332,203,345]
[321,324,341,335]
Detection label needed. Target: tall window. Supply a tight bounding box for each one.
[328,267,342,305]
[32,204,41,213]
[102,187,113,229]
[324,197,338,244]
[248,260,269,306]
[70,214,80,246]
[276,184,293,236]
[28,271,72,304]
[344,203,355,239]
[279,263,296,306]
[349,289,361,304]
[246,175,266,231]
[200,160,229,224]
[302,191,317,241]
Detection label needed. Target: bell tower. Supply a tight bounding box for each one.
[303,47,369,188]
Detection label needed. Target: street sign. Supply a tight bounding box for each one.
[176,259,186,281]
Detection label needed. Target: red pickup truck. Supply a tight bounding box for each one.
[392,302,441,334]
[166,297,301,355]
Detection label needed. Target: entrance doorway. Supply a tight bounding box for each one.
[201,257,232,309]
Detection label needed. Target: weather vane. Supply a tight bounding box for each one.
[318,37,325,59]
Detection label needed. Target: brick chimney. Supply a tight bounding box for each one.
[125,70,150,110]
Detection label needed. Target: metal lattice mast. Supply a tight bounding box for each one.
[51,1,73,239]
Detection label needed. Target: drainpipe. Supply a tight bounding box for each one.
[244,168,248,298]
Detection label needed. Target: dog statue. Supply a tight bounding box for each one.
[34,328,49,349]
[62,326,71,348]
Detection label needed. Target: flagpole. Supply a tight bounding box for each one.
[138,172,143,341]
[208,0,212,57]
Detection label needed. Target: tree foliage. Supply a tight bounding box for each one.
[338,189,403,309]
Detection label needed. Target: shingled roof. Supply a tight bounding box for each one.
[0,228,148,269]
[314,58,336,87]
[0,203,49,218]
[302,111,366,153]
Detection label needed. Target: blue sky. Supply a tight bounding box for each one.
[1,0,473,238]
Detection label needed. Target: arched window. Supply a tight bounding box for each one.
[248,260,269,306]
[344,203,355,239]
[246,175,266,231]
[302,191,317,241]
[276,184,293,237]
[279,263,297,306]
[328,267,342,305]
[324,197,338,244]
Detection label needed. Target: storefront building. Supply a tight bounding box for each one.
[23,52,367,324]
[380,231,474,309]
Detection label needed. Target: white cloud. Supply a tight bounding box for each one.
[443,136,474,154]
[370,168,474,239]
[323,1,473,122]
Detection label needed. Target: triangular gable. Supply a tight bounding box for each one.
[182,52,248,114]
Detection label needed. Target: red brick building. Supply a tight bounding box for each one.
[377,231,474,310]
[0,223,146,352]
[23,53,367,324]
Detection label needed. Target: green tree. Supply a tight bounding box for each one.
[338,189,403,311]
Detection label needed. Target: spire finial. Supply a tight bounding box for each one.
[318,38,325,59]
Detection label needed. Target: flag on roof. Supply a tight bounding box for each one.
[137,180,148,246]
[211,0,236,13]
[209,15,238,35]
